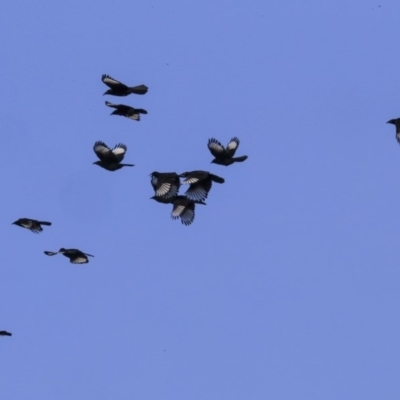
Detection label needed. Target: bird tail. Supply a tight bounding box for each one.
[121,164,135,167]
[44,251,58,256]
[129,85,148,95]
[38,221,52,226]
[85,253,95,257]
[210,174,225,184]
[233,155,248,162]
[105,101,117,108]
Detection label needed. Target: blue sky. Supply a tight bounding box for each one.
[1,1,400,399]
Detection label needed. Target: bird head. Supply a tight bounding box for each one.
[59,248,66,253]
[93,161,102,166]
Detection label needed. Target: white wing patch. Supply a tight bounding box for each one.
[71,256,88,264]
[227,137,239,151]
[172,205,185,218]
[103,75,122,86]
[208,139,225,154]
[182,176,200,184]
[156,182,172,196]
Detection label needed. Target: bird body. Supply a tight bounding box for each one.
[12,218,52,233]
[208,137,248,166]
[387,118,400,144]
[102,74,148,96]
[179,170,225,201]
[44,248,94,264]
[93,141,134,171]
[105,101,147,121]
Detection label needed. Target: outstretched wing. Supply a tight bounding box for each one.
[111,143,127,162]
[94,141,112,161]
[171,199,195,226]
[226,137,240,157]
[184,180,211,202]
[102,75,128,90]
[208,138,226,158]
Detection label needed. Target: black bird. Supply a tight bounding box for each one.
[151,195,206,226]
[44,248,94,264]
[102,74,148,96]
[12,218,52,233]
[150,172,180,200]
[0,331,12,336]
[179,171,225,201]
[208,137,248,166]
[387,118,400,144]
[93,141,134,171]
[105,101,147,121]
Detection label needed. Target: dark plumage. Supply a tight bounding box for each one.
[151,195,206,226]
[93,141,134,171]
[387,118,400,144]
[150,172,180,200]
[105,101,148,121]
[44,248,94,264]
[208,137,248,166]
[0,331,12,336]
[12,218,52,233]
[179,170,225,201]
[102,74,148,96]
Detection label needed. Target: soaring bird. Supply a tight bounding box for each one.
[44,248,94,264]
[150,172,180,200]
[102,74,148,96]
[179,171,225,201]
[387,118,400,144]
[0,331,12,336]
[12,218,52,233]
[105,101,147,121]
[151,195,206,226]
[93,141,134,171]
[207,137,248,166]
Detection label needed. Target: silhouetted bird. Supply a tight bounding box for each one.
[44,248,94,264]
[12,218,52,233]
[102,74,148,96]
[0,331,12,336]
[179,171,225,201]
[387,118,400,144]
[150,172,180,200]
[208,137,248,166]
[93,141,134,171]
[151,195,206,226]
[105,101,147,121]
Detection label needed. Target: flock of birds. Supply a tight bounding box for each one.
[2,74,248,338]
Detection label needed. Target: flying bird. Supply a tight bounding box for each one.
[387,118,400,144]
[151,195,206,226]
[44,248,94,264]
[207,137,248,166]
[0,331,12,336]
[102,74,148,96]
[105,101,147,121]
[179,170,225,201]
[93,141,134,171]
[12,218,52,233]
[150,172,181,200]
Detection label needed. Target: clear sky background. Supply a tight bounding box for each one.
[1,1,400,399]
